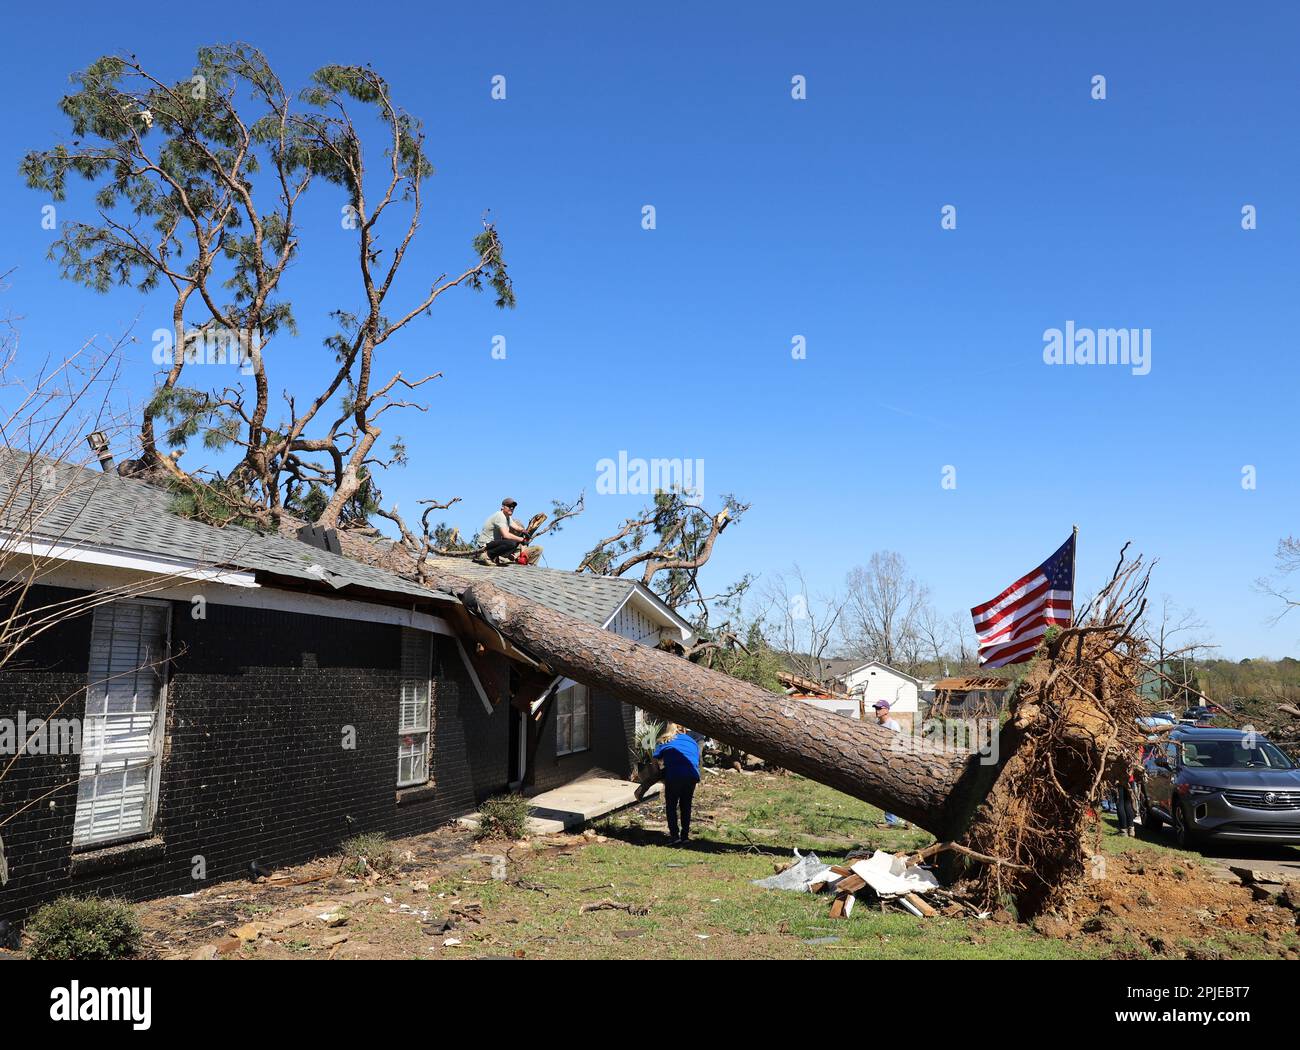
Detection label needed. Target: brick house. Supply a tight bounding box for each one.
[0,452,691,922]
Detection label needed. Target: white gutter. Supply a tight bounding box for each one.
[1,532,257,588]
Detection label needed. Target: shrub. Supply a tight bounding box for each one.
[476,793,531,840]
[631,719,664,765]
[25,895,142,961]
[339,831,397,877]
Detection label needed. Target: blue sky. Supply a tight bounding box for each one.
[2,1,1298,658]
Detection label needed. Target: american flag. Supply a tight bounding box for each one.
[970,533,1075,668]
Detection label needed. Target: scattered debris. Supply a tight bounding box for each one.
[580,898,651,916]
[751,849,824,892]
[466,853,508,881]
[755,848,945,920]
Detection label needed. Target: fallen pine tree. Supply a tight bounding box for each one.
[426,548,1152,920]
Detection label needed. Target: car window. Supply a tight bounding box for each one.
[1239,741,1293,769]
[1178,738,1294,769]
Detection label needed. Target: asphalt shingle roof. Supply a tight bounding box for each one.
[418,554,637,626]
[0,450,644,628]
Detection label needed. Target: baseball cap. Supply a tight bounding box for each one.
[872,700,891,710]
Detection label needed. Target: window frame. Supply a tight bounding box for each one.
[397,628,433,788]
[555,681,591,757]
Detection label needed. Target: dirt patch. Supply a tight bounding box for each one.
[1031,851,1299,959]
[132,824,550,959]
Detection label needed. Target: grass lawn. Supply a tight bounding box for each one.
[415,772,1093,960]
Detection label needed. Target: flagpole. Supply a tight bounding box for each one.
[1070,523,1079,625]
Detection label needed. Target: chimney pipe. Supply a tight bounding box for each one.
[86,431,114,473]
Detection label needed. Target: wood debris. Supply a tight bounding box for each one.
[579,898,651,916]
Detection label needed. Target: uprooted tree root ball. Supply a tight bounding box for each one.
[956,549,1152,919]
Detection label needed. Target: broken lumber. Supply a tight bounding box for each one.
[903,892,937,917]
[580,899,650,916]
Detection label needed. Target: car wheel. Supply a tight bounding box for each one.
[1173,802,1199,848]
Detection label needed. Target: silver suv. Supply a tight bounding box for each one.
[1141,727,1300,848]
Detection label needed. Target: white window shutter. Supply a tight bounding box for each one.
[74,600,170,848]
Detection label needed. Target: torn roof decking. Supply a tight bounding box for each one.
[931,676,1013,692]
[0,449,690,639]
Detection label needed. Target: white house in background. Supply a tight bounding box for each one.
[837,660,921,731]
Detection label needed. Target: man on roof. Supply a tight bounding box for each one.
[473,497,543,566]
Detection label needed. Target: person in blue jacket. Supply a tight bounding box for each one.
[653,725,701,845]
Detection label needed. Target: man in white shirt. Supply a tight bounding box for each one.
[873,699,902,734]
[872,700,908,829]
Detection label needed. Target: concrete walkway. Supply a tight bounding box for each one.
[459,776,660,836]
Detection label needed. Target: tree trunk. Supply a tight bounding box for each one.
[437,574,1000,837]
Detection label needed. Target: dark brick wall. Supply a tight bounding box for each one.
[0,585,511,923]
[530,686,635,793]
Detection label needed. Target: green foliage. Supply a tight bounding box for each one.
[25,895,142,960]
[581,489,751,618]
[1193,657,1300,711]
[21,43,514,530]
[165,475,265,530]
[706,624,784,691]
[475,793,531,840]
[339,832,397,877]
[430,522,473,552]
[632,719,665,765]
[147,385,234,451]
[469,225,515,309]
[285,483,329,523]
[283,466,382,528]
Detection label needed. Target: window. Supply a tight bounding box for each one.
[555,682,590,756]
[74,599,171,848]
[398,628,432,787]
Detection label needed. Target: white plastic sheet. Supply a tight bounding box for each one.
[848,850,940,897]
[751,849,830,892]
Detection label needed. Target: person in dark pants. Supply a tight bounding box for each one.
[653,726,701,845]
[1113,781,1131,834]
[1114,772,1136,837]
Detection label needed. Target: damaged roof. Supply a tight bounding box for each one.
[315,522,670,631]
[0,449,435,601]
[0,449,690,635]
